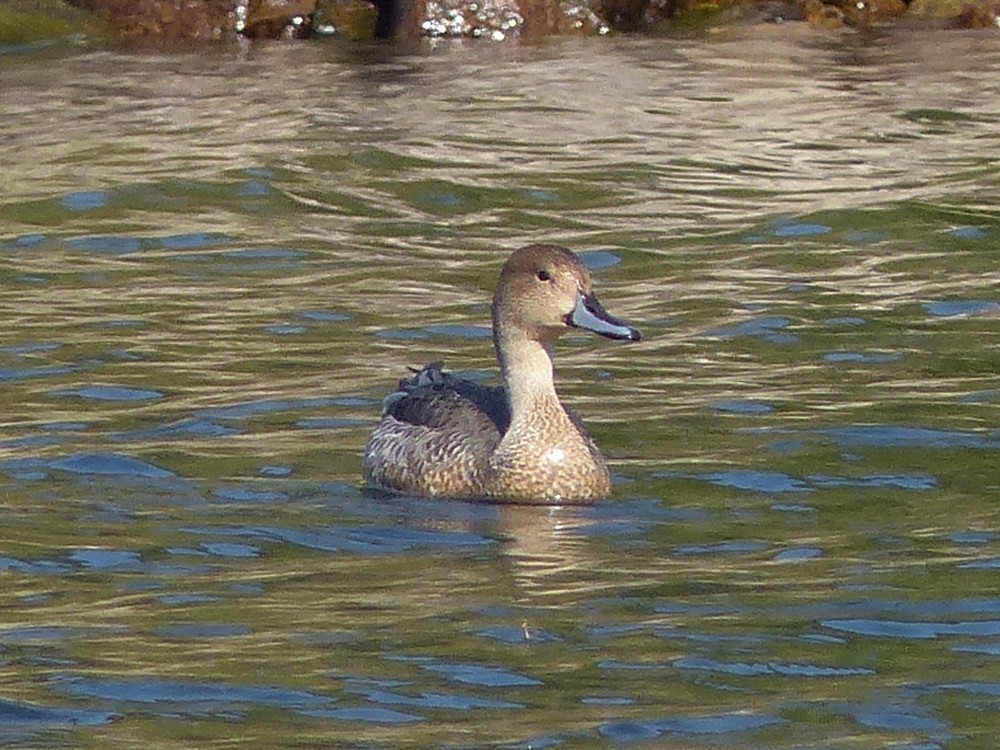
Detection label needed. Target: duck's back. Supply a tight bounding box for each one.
[363,363,509,498]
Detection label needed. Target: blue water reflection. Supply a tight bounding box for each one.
[59,677,330,711]
[61,191,111,212]
[822,426,1000,449]
[704,316,797,344]
[0,697,115,729]
[600,712,784,743]
[51,385,163,401]
[48,453,175,478]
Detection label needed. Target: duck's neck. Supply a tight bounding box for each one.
[493,326,561,422]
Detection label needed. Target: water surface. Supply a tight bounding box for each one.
[2,27,999,749]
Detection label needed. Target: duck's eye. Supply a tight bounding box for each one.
[536,269,551,282]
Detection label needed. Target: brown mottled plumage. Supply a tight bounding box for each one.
[363,244,641,504]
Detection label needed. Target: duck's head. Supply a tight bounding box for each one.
[492,244,642,344]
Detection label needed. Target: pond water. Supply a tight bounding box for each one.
[2,25,999,749]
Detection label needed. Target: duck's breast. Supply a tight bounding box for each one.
[485,401,612,504]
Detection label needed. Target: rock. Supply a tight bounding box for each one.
[842,0,908,25]
[420,0,525,38]
[804,0,846,27]
[906,0,970,16]
[0,0,99,45]
[722,1,808,25]
[316,0,377,38]
[594,0,649,29]
[953,0,1000,25]
[65,0,234,39]
[64,0,322,39]
[48,0,1000,41]
[241,0,317,38]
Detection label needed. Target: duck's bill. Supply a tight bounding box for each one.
[568,292,642,341]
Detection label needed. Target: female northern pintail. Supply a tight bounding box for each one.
[363,244,641,504]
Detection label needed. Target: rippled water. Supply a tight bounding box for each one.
[2,27,999,748]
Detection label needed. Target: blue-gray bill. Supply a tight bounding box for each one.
[568,291,642,341]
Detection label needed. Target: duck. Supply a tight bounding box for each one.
[363,243,641,504]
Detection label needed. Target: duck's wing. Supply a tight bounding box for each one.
[364,363,509,498]
[383,362,510,435]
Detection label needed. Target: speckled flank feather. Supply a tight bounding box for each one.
[363,366,504,498]
[363,244,641,504]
